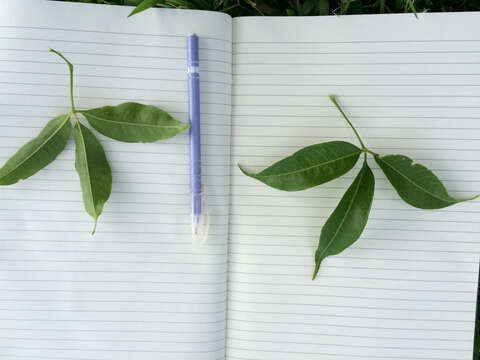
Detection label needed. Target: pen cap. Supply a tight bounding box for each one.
[192,192,210,246]
[187,34,199,67]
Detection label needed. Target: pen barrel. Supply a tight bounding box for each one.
[188,69,201,196]
[187,35,201,212]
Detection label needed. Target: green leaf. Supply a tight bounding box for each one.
[375,154,459,209]
[0,114,71,185]
[318,0,329,15]
[80,102,189,143]
[73,122,112,234]
[313,161,374,279]
[128,0,158,17]
[239,141,362,191]
[302,0,316,14]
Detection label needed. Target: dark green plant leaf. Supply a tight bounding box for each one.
[302,0,316,14]
[0,114,71,185]
[128,0,157,16]
[81,102,189,143]
[313,161,374,279]
[239,141,362,191]
[375,154,459,209]
[318,0,329,15]
[405,0,418,18]
[73,122,112,234]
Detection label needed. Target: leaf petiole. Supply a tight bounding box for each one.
[365,148,379,157]
[330,95,380,161]
[330,95,367,151]
[50,49,81,125]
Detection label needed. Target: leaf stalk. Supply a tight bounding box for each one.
[50,49,81,125]
[329,95,367,150]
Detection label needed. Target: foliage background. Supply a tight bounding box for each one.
[56,0,480,359]
[58,0,480,16]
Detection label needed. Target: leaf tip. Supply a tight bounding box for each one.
[238,164,252,177]
[91,219,98,235]
[312,262,320,280]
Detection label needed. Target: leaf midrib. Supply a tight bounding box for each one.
[377,156,455,205]
[83,112,185,129]
[76,123,96,219]
[0,115,69,180]
[255,151,361,179]
[317,165,365,261]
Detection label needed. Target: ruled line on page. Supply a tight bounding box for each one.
[0,92,232,105]
[0,346,226,353]
[0,327,227,334]
[0,48,231,64]
[0,59,231,75]
[227,316,472,332]
[5,355,227,360]
[227,348,460,360]
[0,24,232,43]
[232,38,480,44]
[227,289,475,302]
[0,81,231,94]
[0,336,226,344]
[0,289,228,295]
[227,336,469,351]
[0,36,231,54]
[232,68,480,72]
[227,326,471,341]
[233,50,480,55]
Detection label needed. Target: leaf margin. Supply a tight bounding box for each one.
[128,0,158,17]
[73,121,112,234]
[238,141,363,191]
[374,154,460,209]
[80,102,189,143]
[0,113,72,185]
[313,160,375,279]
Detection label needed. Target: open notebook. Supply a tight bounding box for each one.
[0,0,479,359]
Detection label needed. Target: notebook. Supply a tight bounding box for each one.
[0,0,479,359]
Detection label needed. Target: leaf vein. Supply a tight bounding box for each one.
[255,151,361,179]
[76,124,96,219]
[317,165,366,261]
[82,112,184,129]
[0,115,70,181]
[378,156,455,204]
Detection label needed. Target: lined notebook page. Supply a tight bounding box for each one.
[0,1,231,359]
[227,13,480,360]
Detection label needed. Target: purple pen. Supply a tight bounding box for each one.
[187,34,201,234]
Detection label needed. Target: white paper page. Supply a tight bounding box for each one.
[0,1,232,359]
[227,13,480,360]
